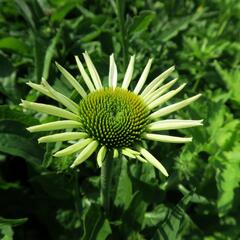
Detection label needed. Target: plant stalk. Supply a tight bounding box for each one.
[101,151,114,216]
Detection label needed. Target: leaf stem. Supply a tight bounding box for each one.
[101,151,114,216]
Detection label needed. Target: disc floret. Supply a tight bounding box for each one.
[79,87,149,148]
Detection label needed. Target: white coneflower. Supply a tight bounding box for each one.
[21,52,202,176]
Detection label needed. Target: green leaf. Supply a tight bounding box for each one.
[114,157,132,209]
[129,10,155,35]
[0,37,30,55]
[143,204,168,228]
[0,217,27,240]
[152,192,195,240]
[122,191,147,232]
[215,150,240,216]
[0,106,43,163]
[81,204,111,240]
[159,11,202,42]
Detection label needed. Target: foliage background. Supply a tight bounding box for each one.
[1,0,240,239]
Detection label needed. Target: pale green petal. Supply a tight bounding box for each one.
[147,119,203,131]
[138,147,168,176]
[27,120,82,132]
[55,62,87,98]
[27,82,54,99]
[134,58,153,94]
[21,100,80,121]
[141,66,175,97]
[113,149,119,158]
[144,78,178,104]
[71,140,99,168]
[143,133,192,143]
[122,55,135,89]
[150,94,202,119]
[38,132,88,143]
[41,78,79,114]
[136,155,147,163]
[122,149,136,159]
[148,83,186,110]
[108,54,118,88]
[75,55,95,92]
[97,145,107,167]
[83,52,102,89]
[54,138,92,157]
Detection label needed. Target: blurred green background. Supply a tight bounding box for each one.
[1,0,240,239]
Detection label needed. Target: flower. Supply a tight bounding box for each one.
[21,52,202,176]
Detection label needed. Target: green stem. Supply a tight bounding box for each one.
[116,0,128,68]
[74,171,81,219]
[101,151,114,216]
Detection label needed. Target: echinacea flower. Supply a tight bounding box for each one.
[21,52,202,176]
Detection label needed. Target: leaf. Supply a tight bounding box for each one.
[129,10,155,35]
[15,0,36,30]
[215,150,240,216]
[152,192,195,240]
[114,157,132,209]
[0,217,27,240]
[51,0,79,22]
[0,37,29,56]
[0,217,28,227]
[159,11,202,42]
[122,191,147,232]
[42,27,62,79]
[143,204,168,228]
[0,106,43,163]
[81,204,111,240]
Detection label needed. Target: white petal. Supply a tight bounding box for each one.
[54,138,92,157]
[83,52,102,89]
[41,78,79,114]
[113,149,119,158]
[144,78,178,104]
[55,62,87,98]
[138,147,168,176]
[150,94,201,119]
[147,119,203,131]
[122,55,135,89]
[97,145,107,167]
[148,83,186,110]
[27,120,82,132]
[141,66,175,97]
[20,100,80,121]
[136,155,147,163]
[122,149,136,159]
[143,133,192,143]
[75,55,95,92]
[27,82,54,99]
[71,140,99,168]
[133,58,153,94]
[108,54,118,88]
[38,132,88,143]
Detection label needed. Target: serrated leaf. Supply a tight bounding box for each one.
[152,192,195,240]
[129,10,155,35]
[81,204,111,240]
[114,157,132,209]
[215,151,240,216]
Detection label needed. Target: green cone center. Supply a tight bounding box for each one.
[79,87,149,148]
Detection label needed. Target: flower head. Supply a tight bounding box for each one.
[21,52,202,176]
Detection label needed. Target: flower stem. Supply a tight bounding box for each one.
[74,171,81,219]
[101,151,114,216]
